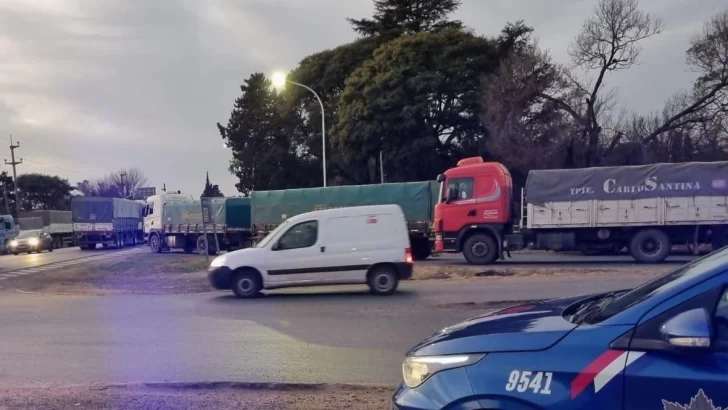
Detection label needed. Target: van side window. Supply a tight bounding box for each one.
[277,221,318,250]
[447,177,474,200]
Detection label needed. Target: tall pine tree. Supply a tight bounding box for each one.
[201,172,224,198]
[348,0,462,39]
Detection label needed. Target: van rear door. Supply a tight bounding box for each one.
[321,211,401,283]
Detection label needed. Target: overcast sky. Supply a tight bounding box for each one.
[0,0,724,196]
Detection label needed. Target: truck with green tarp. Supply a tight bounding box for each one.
[71,197,144,250]
[250,181,439,260]
[143,193,255,254]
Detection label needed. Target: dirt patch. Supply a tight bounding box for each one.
[2,252,211,296]
[0,383,393,410]
[413,263,668,281]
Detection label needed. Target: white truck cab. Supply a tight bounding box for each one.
[143,193,195,241]
[208,204,413,298]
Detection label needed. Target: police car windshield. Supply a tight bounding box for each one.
[587,247,728,324]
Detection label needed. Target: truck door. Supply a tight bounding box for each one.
[624,282,728,410]
[144,199,159,235]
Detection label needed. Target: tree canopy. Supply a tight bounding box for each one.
[219,0,728,194]
[16,173,73,211]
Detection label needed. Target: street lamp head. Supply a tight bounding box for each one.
[271,71,287,88]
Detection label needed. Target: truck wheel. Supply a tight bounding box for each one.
[462,233,498,265]
[231,270,262,298]
[197,235,217,255]
[411,237,432,260]
[629,229,671,263]
[149,234,162,253]
[367,265,399,295]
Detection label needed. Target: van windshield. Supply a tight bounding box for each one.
[255,220,290,248]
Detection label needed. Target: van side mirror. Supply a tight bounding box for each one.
[660,308,711,349]
[272,242,280,251]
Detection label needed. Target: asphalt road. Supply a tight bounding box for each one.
[0,271,666,387]
[0,246,144,274]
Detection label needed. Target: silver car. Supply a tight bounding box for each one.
[10,230,54,255]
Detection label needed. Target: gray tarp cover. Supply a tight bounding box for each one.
[526,161,728,204]
[71,197,142,222]
[18,210,72,224]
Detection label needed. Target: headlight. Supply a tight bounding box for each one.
[402,354,484,388]
[210,255,226,268]
[10,240,18,247]
[28,238,39,246]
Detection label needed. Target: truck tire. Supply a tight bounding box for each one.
[462,233,498,265]
[231,270,262,298]
[367,265,399,295]
[149,233,162,253]
[411,237,432,260]
[197,235,217,255]
[629,229,671,263]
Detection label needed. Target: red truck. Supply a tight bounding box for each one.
[434,157,728,264]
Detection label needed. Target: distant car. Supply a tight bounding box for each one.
[393,247,728,410]
[208,204,413,298]
[10,230,54,255]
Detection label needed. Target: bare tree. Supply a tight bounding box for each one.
[540,0,663,166]
[640,9,728,144]
[76,168,148,198]
[484,41,574,180]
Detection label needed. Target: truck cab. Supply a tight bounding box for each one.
[143,193,195,240]
[434,157,513,264]
[0,214,19,253]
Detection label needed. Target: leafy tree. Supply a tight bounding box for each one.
[333,28,509,183]
[16,173,73,211]
[348,0,462,39]
[201,172,224,198]
[218,73,317,195]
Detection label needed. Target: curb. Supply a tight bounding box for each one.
[8,381,396,392]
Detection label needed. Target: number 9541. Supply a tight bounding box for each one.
[505,370,553,395]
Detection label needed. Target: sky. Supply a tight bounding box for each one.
[0,0,725,197]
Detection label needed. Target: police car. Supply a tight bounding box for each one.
[393,247,728,409]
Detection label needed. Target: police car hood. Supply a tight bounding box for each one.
[408,297,581,357]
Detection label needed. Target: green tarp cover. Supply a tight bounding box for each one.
[164,198,250,228]
[251,181,438,226]
[71,197,142,223]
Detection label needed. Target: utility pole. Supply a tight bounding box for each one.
[4,135,22,217]
[379,150,384,184]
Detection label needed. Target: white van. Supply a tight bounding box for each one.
[208,204,413,298]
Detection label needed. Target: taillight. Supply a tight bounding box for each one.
[405,247,413,264]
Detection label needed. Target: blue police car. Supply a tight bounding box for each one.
[393,248,728,409]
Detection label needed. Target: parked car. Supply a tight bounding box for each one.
[393,246,728,410]
[9,230,54,255]
[208,204,413,298]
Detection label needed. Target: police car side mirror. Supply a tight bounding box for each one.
[660,308,711,349]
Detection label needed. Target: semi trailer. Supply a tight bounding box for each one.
[434,157,728,264]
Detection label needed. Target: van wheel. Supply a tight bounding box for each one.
[367,265,399,295]
[462,233,498,265]
[629,229,671,263]
[149,234,162,253]
[231,270,262,298]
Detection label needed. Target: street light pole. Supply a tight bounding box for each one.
[287,81,326,187]
[273,74,327,187]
